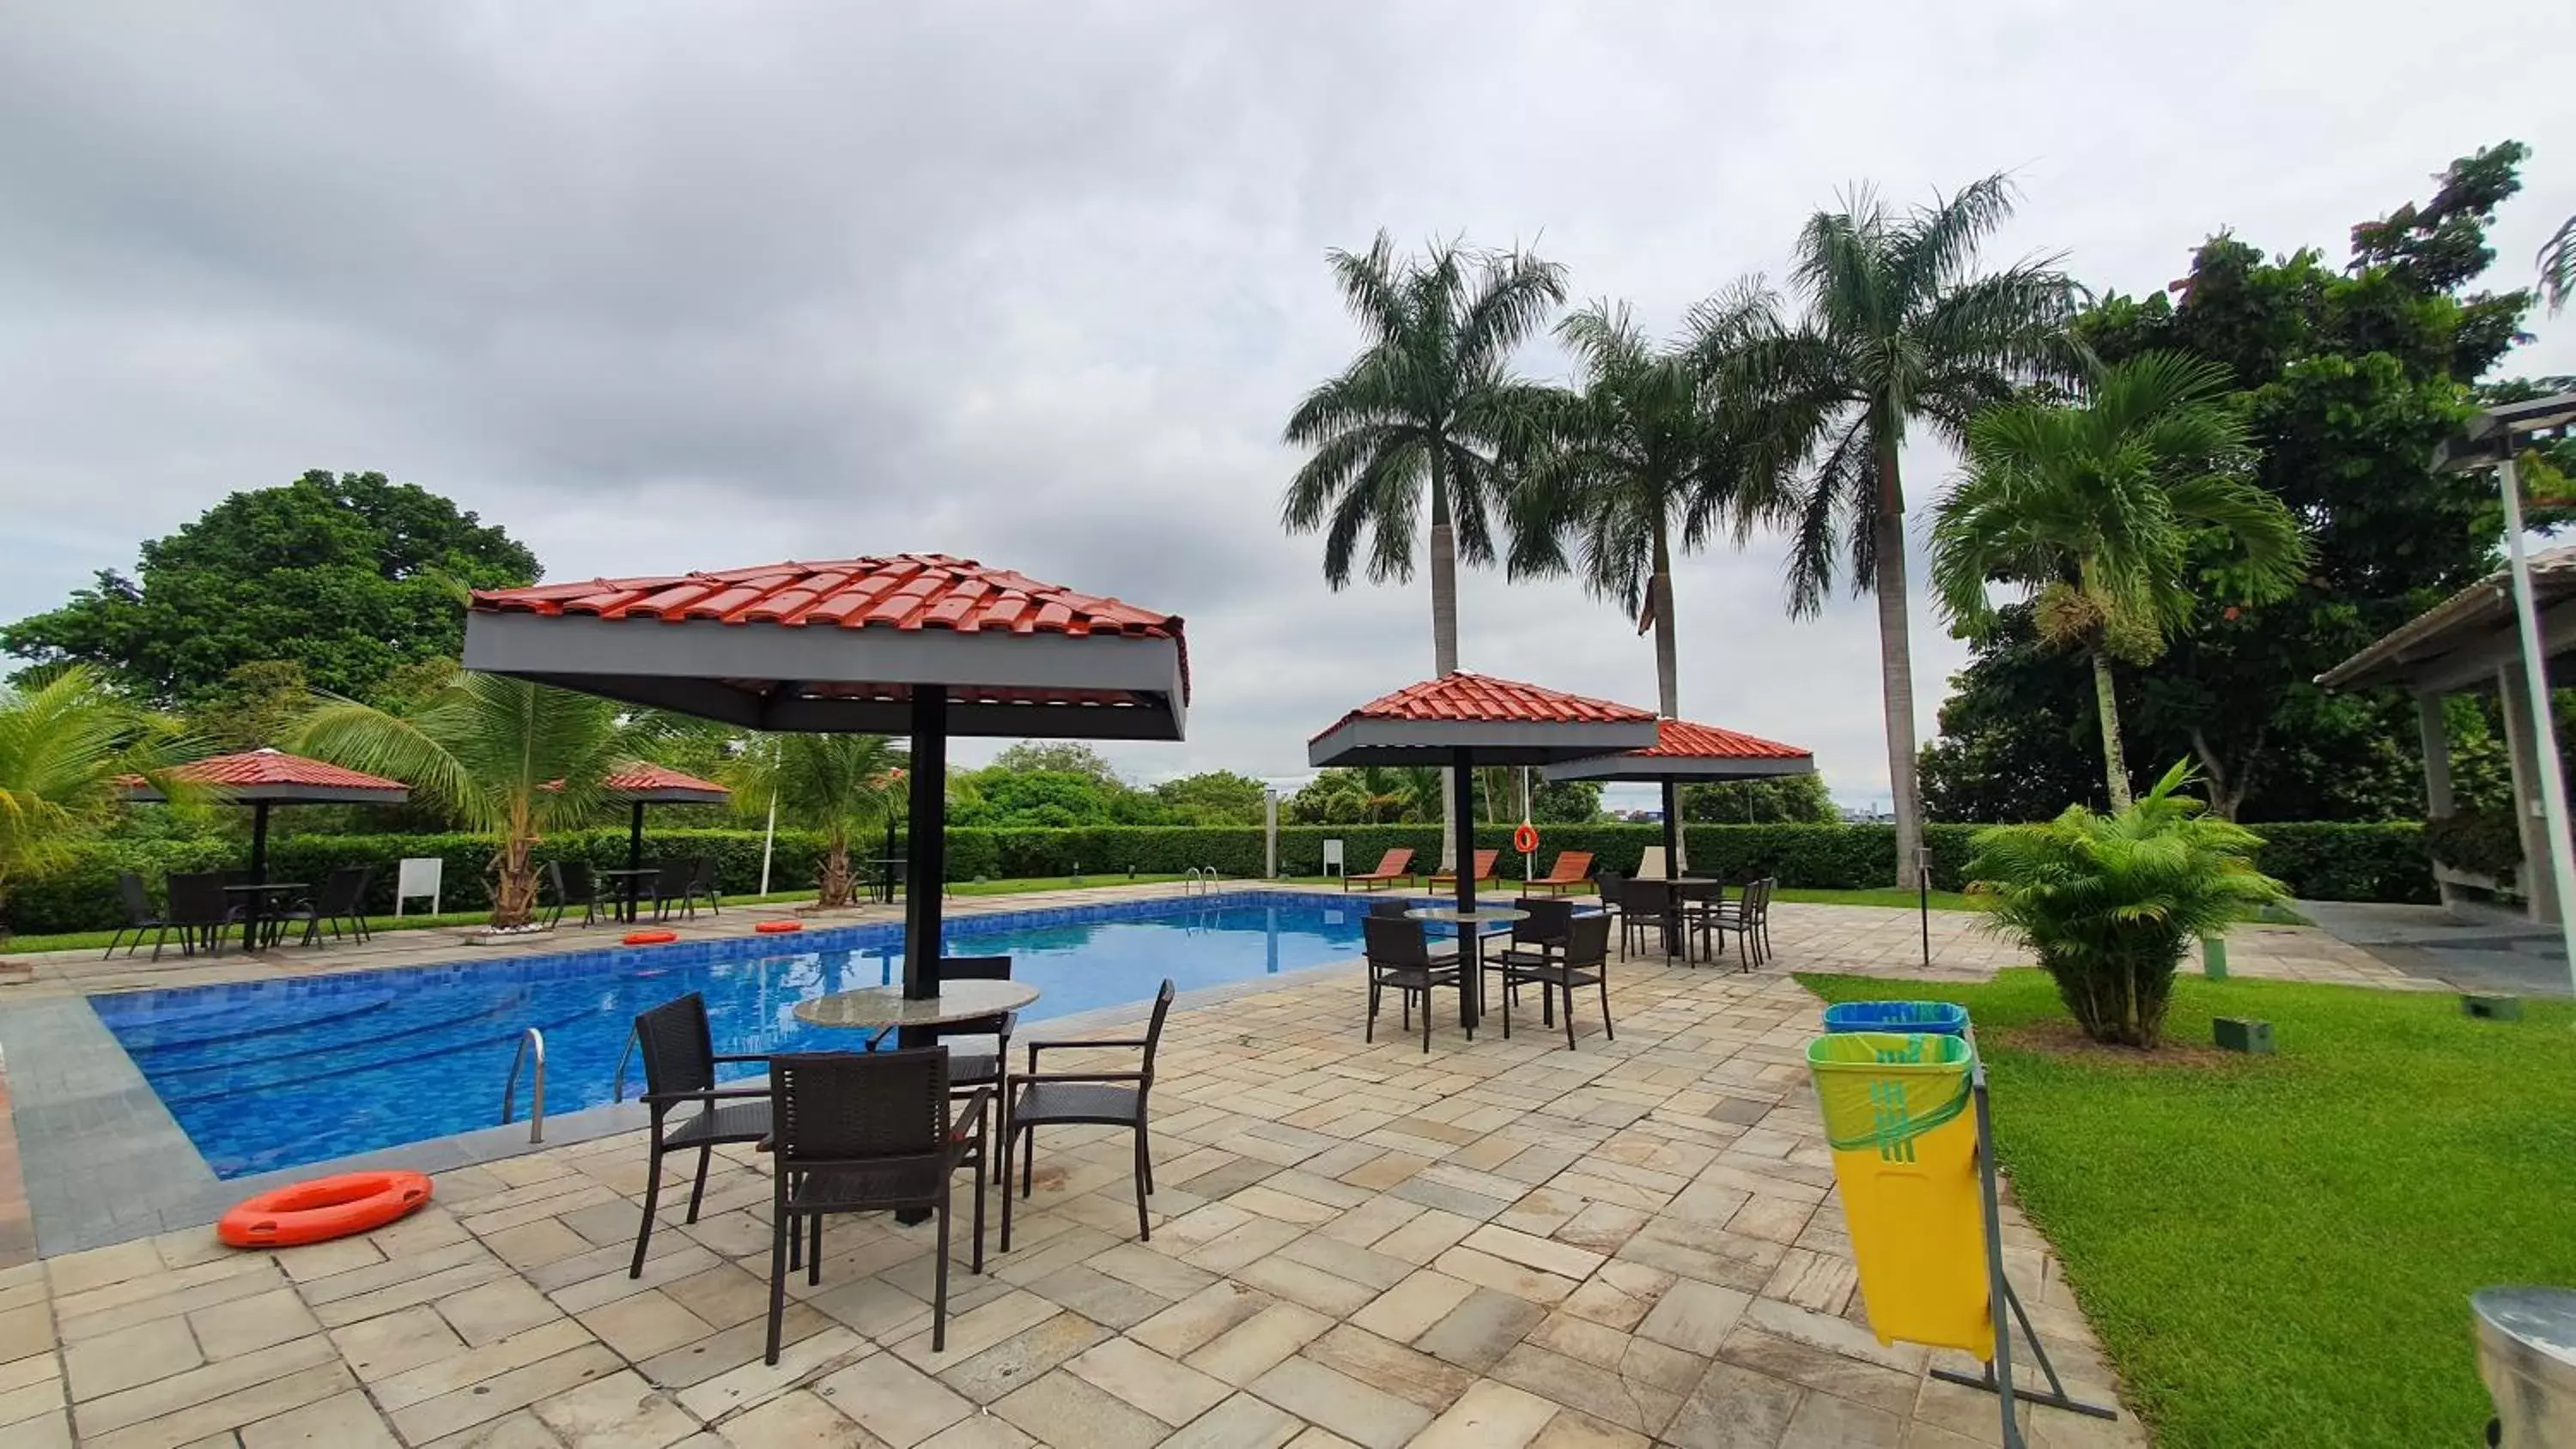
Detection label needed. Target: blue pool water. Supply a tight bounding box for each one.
[94,891,1432,1179]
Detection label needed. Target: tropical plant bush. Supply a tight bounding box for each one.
[1966,760,2288,1046]
[2421,808,2522,879]
[0,665,207,946]
[723,733,900,908]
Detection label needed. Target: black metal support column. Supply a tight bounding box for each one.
[903,689,949,1003]
[1451,748,1479,1029]
[628,803,647,874]
[245,800,272,950]
[1662,779,1684,960]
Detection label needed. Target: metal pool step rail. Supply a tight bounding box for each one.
[1182,866,1222,896]
[500,1027,545,1143]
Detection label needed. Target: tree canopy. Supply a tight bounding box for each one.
[2,470,538,708]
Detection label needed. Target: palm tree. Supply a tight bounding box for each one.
[723,733,902,908]
[294,667,640,928]
[1510,299,1753,720]
[1282,231,1567,868]
[1929,352,2308,808]
[0,666,204,946]
[1704,176,2082,886]
[2544,211,2575,316]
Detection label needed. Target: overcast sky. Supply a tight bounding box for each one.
[3,3,2572,809]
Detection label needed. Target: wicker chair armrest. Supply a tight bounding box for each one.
[641,1085,770,1106]
[1025,1037,1147,1070]
[709,1052,772,1064]
[1017,1069,1149,1085]
[948,1087,992,1143]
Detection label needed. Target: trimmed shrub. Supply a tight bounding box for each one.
[5,817,2436,936]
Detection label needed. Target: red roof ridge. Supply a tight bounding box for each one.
[1315,670,1657,741]
[1643,718,1812,761]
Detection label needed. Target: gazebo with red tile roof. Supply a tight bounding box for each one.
[604,764,731,887]
[120,749,411,946]
[1546,718,1818,908]
[1309,672,1658,1029]
[465,554,1187,1001]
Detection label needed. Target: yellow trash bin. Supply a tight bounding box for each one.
[1807,1031,1993,1355]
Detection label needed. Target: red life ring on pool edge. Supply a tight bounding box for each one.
[217,1171,432,1249]
[754,919,802,935]
[623,930,677,945]
[1513,822,1540,853]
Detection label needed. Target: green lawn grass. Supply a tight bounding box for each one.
[1774,886,1975,911]
[1798,967,2576,1447]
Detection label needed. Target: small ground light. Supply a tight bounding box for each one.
[2462,994,2524,1021]
[2213,1017,2274,1053]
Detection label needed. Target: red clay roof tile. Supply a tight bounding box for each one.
[1319,672,1657,739]
[1632,718,1812,761]
[601,765,729,796]
[159,749,409,792]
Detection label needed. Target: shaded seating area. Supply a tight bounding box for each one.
[117,748,410,953]
[270,864,377,947]
[1342,847,1419,891]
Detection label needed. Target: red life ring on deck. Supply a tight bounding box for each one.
[1513,822,1540,853]
[217,1171,432,1249]
[623,930,677,945]
[754,919,803,935]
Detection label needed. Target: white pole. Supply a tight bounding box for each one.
[1520,766,1534,879]
[1264,788,1279,880]
[759,789,777,897]
[2495,454,2576,996]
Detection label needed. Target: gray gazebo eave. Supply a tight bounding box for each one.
[1305,718,1658,768]
[462,607,1187,1003]
[120,781,410,807]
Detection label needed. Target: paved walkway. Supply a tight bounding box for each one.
[0,888,2421,1447]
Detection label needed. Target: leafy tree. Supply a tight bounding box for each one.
[1967,760,2287,1047]
[0,666,206,945]
[188,660,315,752]
[1282,232,1568,870]
[1929,353,2307,808]
[1705,177,2082,884]
[1533,778,1603,824]
[1508,300,1748,718]
[725,734,900,907]
[1919,607,2111,822]
[3,470,539,707]
[949,768,1163,828]
[1152,771,1269,826]
[292,667,639,928]
[2075,142,2537,818]
[1682,773,1837,823]
[987,742,1124,785]
[1285,766,1439,825]
[2543,211,2574,315]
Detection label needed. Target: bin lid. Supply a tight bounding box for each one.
[2476,1287,2576,1367]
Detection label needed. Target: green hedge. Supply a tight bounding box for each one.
[4,819,2433,936]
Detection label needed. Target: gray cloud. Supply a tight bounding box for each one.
[4,1,2572,806]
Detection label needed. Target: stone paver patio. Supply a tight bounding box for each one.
[0,889,2426,1446]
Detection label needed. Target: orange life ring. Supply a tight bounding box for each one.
[754,919,802,935]
[217,1171,432,1249]
[1513,822,1540,853]
[624,930,677,945]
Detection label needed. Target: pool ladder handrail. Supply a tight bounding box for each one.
[1182,865,1221,897]
[500,1027,545,1143]
[612,1026,638,1103]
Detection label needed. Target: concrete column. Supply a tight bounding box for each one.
[2496,668,2560,925]
[2417,693,2456,819]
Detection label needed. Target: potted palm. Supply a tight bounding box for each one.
[1966,760,2287,1048]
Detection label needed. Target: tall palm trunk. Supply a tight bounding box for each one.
[2091,650,2134,809]
[1429,456,1461,872]
[1874,440,1923,889]
[817,830,854,908]
[1650,514,1686,871]
[493,837,542,928]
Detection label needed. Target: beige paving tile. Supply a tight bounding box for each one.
[673,1326,868,1422]
[1346,1270,1474,1344]
[236,1388,401,1448]
[416,1405,567,1449]
[1408,1379,1562,1449]
[189,1289,322,1361]
[373,1320,598,1410]
[933,1312,1108,1406]
[1154,1391,1304,1449]
[529,1369,701,1449]
[1129,1282,1273,1360]
[710,1389,868,1449]
[1245,1356,1431,1449]
[812,1351,971,1446]
[1182,1303,1333,1387]
[1066,1336,1230,1426]
[578,1289,717,1362]
[437,1277,562,1349]
[1297,1325,1474,1414]
[76,1336,339,1436]
[991,1368,1167,1449]
[387,1345,623,1445]
[65,1315,201,1401]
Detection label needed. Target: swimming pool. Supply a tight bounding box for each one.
[91,891,1432,1179]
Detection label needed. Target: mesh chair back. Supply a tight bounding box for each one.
[556,860,598,905]
[928,955,1013,1040]
[315,866,371,916]
[1618,877,1668,914]
[1139,979,1178,1088]
[1511,898,1574,947]
[1364,914,1436,970]
[118,871,158,925]
[771,1049,947,1166]
[653,860,693,897]
[691,855,719,894]
[1367,900,1415,919]
[1564,912,1613,967]
[1594,867,1625,904]
[635,992,718,1098]
[166,872,230,927]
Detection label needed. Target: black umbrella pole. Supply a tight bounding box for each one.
[1451,749,1477,916]
[903,693,949,1003]
[628,803,646,873]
